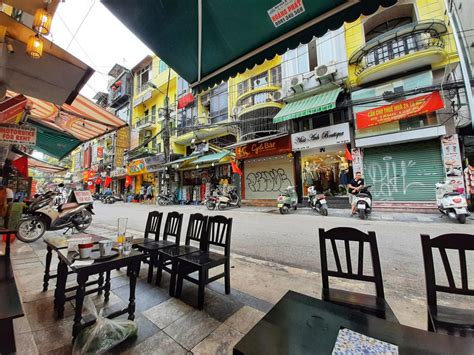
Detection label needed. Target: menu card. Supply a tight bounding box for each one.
[332,328,398,354]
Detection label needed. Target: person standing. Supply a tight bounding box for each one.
[347,172,365,216]
[146,185,153,201]
[139,185,146,202]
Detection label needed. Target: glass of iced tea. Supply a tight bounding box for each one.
[117,218,128,248]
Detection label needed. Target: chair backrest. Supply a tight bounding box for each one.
[163,211,183,244]
[185,213,208,249]
[205,215,232,256]
[144,211,163,241]
[421,233,474,310]
[319,227,385,298]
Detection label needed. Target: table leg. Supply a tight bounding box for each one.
[55,259,68,318]
[128,261,140,320]
[73,273,89,339]
[104,271,111,303]
[97,272,104,295]
[43,245,53,292]
[147,253,156,283]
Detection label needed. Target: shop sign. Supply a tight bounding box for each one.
[440,135,465,193]
[268,0,305,28]
[291,123,350,151]
[144,154,165,172]
[0,125,36,145]
[114,147,125,168]
[356,92,444,129]
[351,148,364,174]
[127,159,146,175]
[143,173,155,183]
[111,167,127,177]
[116,127,129,148]
[74,190,93,204]
[236,135,291,160]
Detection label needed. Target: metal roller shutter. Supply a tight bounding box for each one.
[363,140,444,201]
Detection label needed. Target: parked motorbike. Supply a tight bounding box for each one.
[157,191,177,205]
[307,186,328,216]
[17,197,94,243]
[436,181,470,224]
[103,194,123,204]
[204,194,219,210]
[213,187,240,210]
[277,186,298,214]
[354,186,372,220]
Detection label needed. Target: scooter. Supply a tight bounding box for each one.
[308,186,329,216]
[103,194,123,204]
[157,191,177,205]
[216,187,241,210]
[436,181,470,224]
[354,186,372,220]
[17,197,94,243]
[277,186,298,214]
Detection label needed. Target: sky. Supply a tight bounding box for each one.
[49,0,152,99]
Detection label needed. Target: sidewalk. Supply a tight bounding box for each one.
[7,223,469,354]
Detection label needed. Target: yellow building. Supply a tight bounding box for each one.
[344,0,464,205]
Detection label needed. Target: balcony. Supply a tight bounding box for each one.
[108,77,131,108]
[349,20,448,85]
[134,115,156,130]
[235,86,283,118]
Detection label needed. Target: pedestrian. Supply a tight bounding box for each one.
[139,185,146,202]
[146,185,153,201]
[348,171,365,216]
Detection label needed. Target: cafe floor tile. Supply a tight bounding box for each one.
[31,318,74,353]
[43,344,72,354]
[133,286,171,312]
[12,261,44,271]
[14,331,39,355]
[191,323,244,355]
[13,313,32,334]
[208,282,274,313]
[108,314,161,353]
[224,305,266,334]
[143,298,194,329]
[24,297,74,332]
[120,331,189,355]
[163,310,221,350]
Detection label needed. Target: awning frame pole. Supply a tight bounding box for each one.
[198,0,203,82]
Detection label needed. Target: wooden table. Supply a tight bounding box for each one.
[54,248,145,338]
[234,291,474,355]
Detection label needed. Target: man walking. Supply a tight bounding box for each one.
[348,171,364,216]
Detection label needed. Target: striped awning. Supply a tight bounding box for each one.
[273,88,342,123]
[192,151,230,165]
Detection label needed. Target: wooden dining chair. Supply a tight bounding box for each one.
[136,212,183,283]
[421,233,474,337]
[155,213,208,296]
[319,227,398,322]
[132,211,163,246]
[175,215,232,310]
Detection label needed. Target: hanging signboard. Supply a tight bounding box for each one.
[356,92,444,129]
[127,159,147,175]
[0,125,36,145]
[0,95,28,123]
[73,190,94,204]
[291,123,350,151]
[440,134,465,193]
[116,127,130,148]
[236,135,291,160]
[268,0,305,28]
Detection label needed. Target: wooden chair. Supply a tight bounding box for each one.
[136,212,183,283]
[319,227,398,322]
[155,213,208,296]
[421,233,474,337]
[175,215,232,310]
[132,211,163,246]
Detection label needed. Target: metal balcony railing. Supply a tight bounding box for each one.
[354,31,445,76]
[134,115,156,129]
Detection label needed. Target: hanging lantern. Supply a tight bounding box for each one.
[26,35,43,59]
[33,8,52,35]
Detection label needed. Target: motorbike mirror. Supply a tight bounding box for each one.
[58,183,65,188]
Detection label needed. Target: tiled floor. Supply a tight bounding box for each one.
[7,227,268,354]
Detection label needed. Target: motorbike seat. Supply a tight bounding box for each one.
[58,202,79,212]
[444,192,460,197]
[357,193,370,198]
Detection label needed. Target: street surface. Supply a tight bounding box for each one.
[92,201,472,273]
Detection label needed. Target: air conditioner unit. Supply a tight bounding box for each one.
[271,90,285,101]
[289,75,304,93]
[314,62,337,80]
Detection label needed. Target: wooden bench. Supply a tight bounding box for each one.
[0,229,24,354]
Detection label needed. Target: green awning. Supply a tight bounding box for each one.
[273,88,342,123]
[101,0,397,92]
[30,122,82,160]
[165,154,201,166]
[192,151,230,165]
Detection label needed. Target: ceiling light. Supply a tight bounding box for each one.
[33,8,52,35]
[26,35,43,59]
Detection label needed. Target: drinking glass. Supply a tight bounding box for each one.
[123,235,133,256]
[117,218,128,247]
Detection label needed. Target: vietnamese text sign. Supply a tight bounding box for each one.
[0,125,36,145]
[236,135,292,160]
[268,0,305,27]
[127,159,146,175]
[291,123,350,151]
[74,190,93,204]
[356,92,444,129]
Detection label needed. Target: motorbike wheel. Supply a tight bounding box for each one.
[157,198,166,206]
[279,206,289,214]
[358,209,366,220]
[17,218,46,243]
[74,210,93,231]
[293,205,297,210]
[321,206,329,216]
[217,203,226,211]
[457,214,466,224]
[206,201,216,210]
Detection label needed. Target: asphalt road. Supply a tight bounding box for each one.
[91,202,472,286]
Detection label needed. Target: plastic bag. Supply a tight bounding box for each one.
[72,296,138,354]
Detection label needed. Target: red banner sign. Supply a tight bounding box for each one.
[356,92,444,130]
[236,135,291,160]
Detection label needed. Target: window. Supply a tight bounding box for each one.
[251,72,268,89]
[151,105,156,120]
[282,44,309,78]
[210,83,228,124]
[237,80,249,97]
[136,65,150,92]
[177,77,189,97]
[270,65,282,86]
[159,60,168,73]
[178,102,197,131]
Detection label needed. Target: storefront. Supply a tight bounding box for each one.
[291,122,351,197]
[127,158,147,194]
[236,135,294,201]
